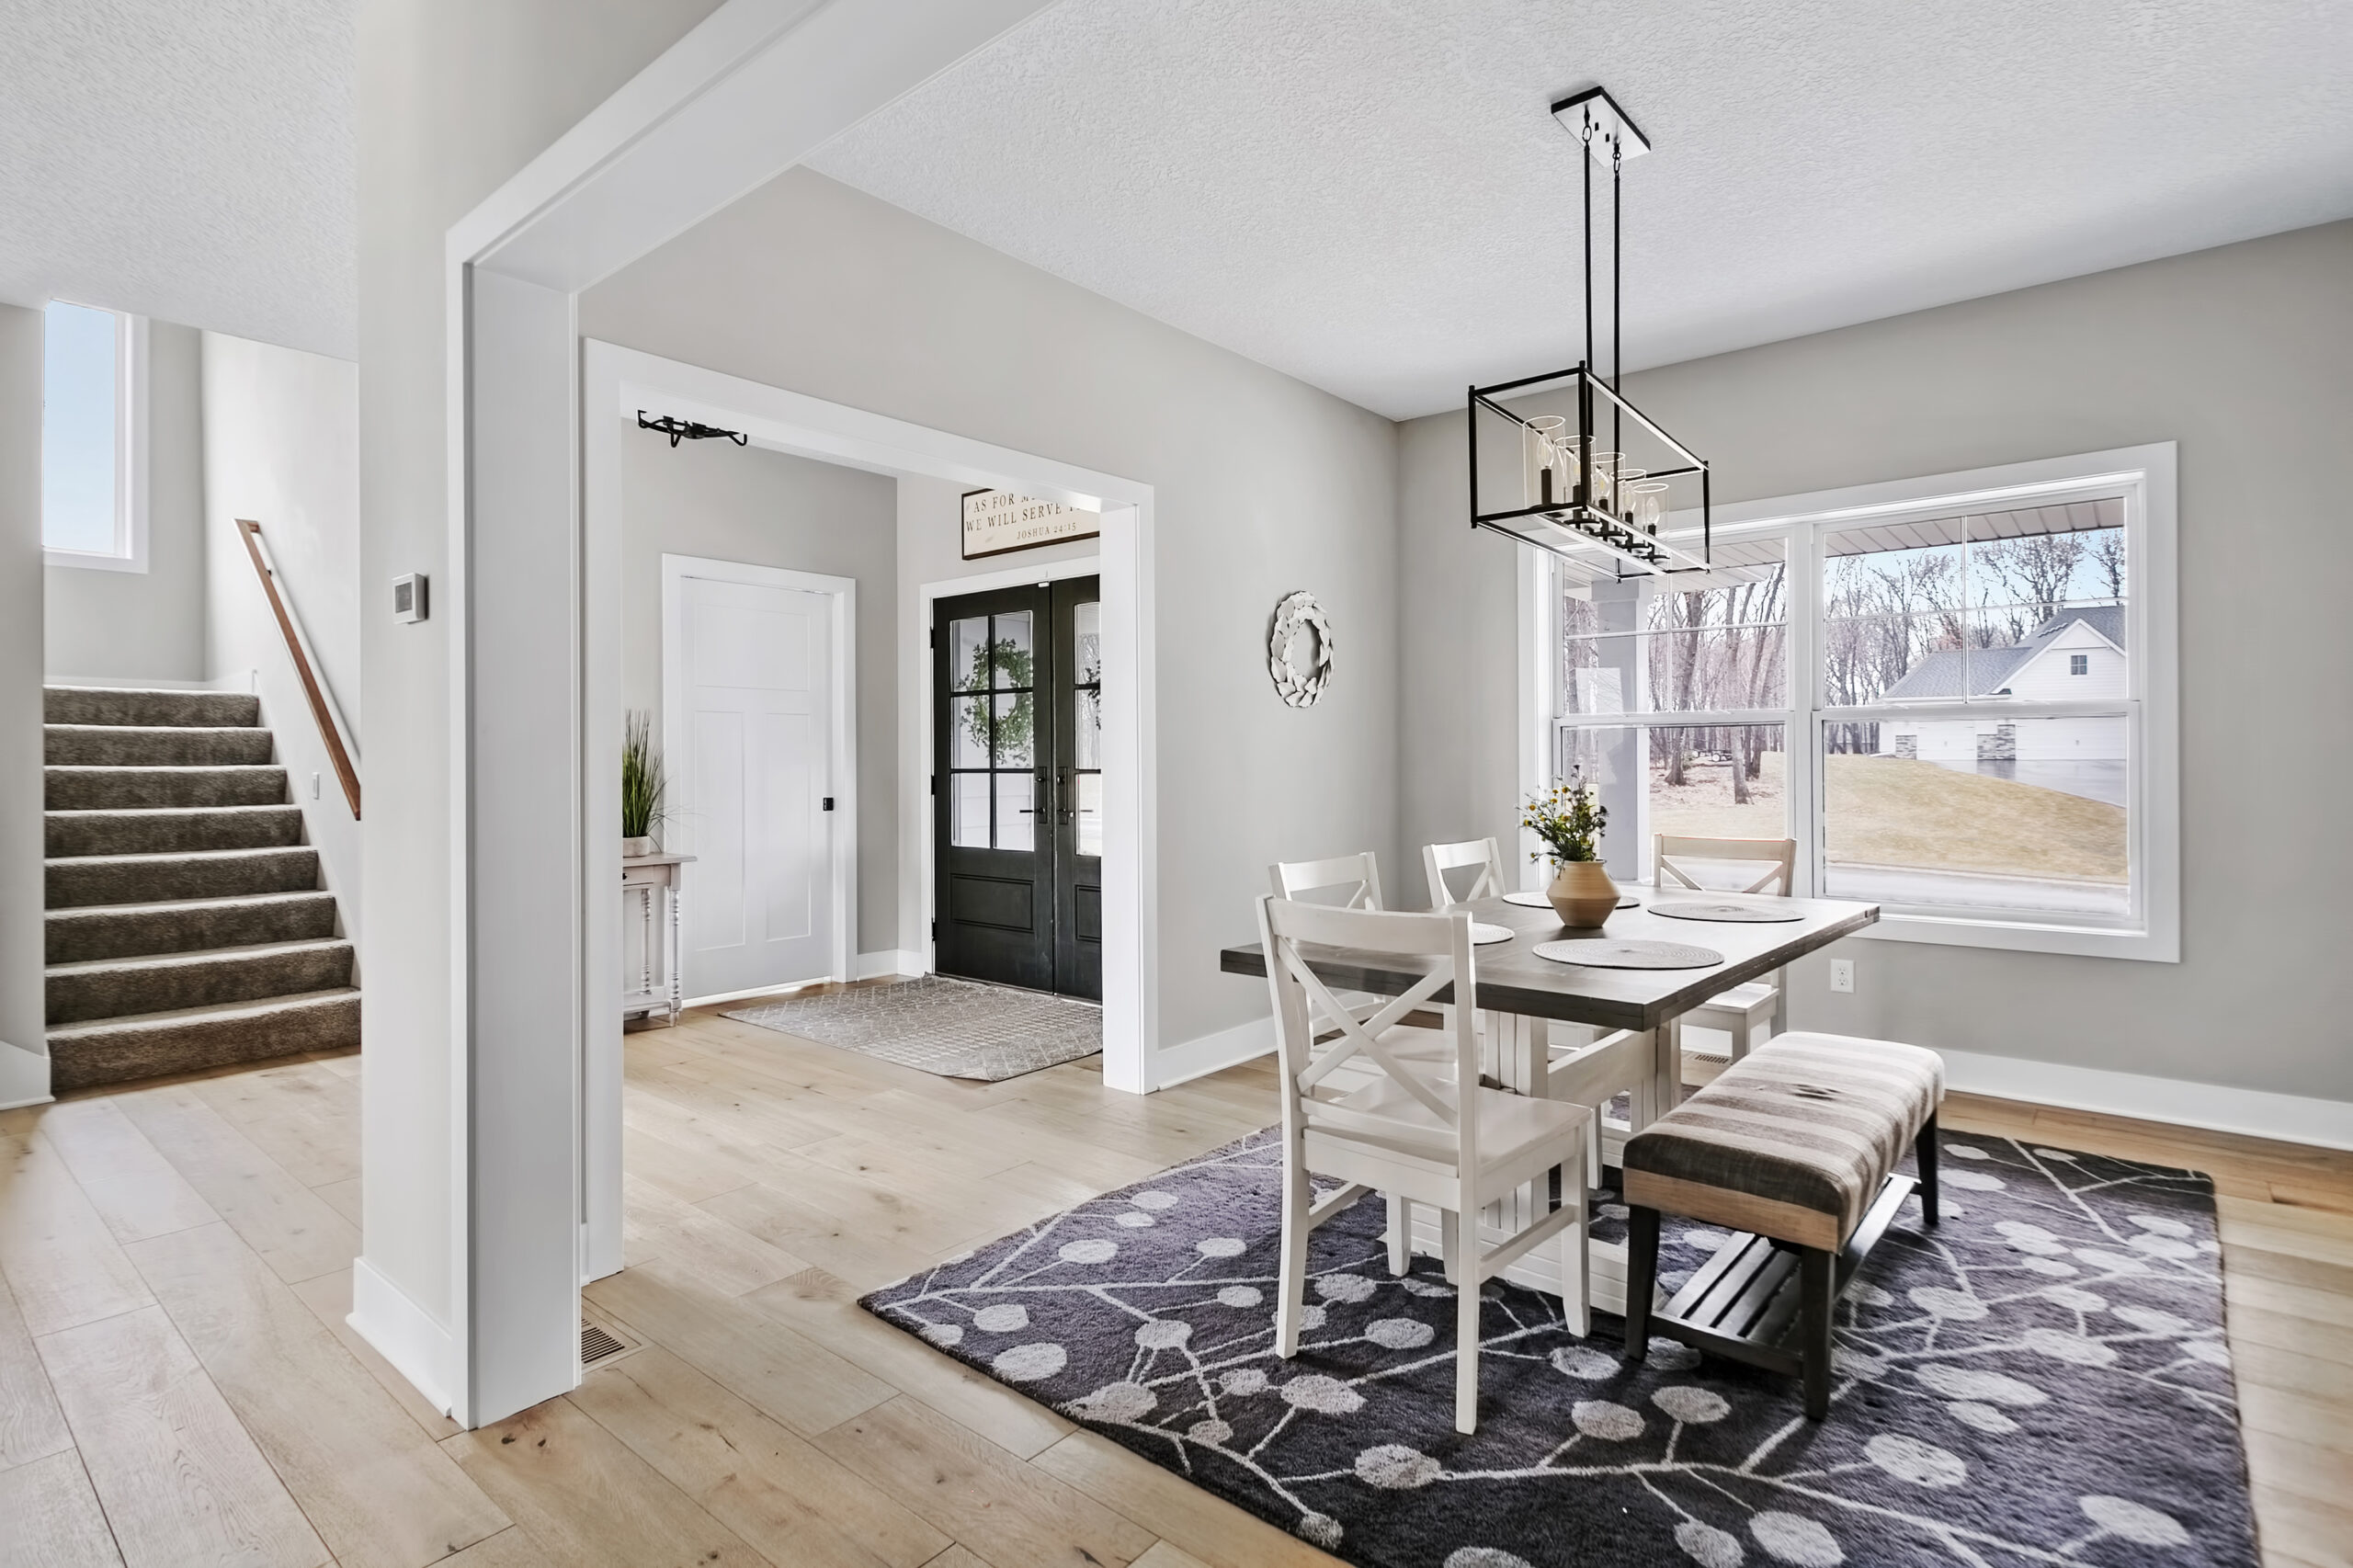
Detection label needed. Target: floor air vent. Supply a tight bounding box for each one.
[581,1320,630,1367]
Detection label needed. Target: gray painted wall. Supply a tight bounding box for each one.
[0,302,45,1102]
[44,319,208,682]
[582,168,1403,1055]
[619,425,899,955]
[1399,219,2353,1104]
[202,330,363,937]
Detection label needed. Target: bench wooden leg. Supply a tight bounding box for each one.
[1385,1193,1411,1276]
[1800,1244,1836,1420]
[1623,1205,1659,1358]
[1915,1110,1941,1226]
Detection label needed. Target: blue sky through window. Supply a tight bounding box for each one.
[43,301,119,554]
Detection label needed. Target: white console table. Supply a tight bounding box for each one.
[621,851,694,1027]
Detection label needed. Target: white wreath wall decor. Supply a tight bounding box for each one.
[1267,591,1335,709]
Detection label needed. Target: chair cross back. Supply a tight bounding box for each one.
[1423,836,1506,908]
[1280,943,1459,1125]
[1260,898,1476,1142]
[1654,835,1797,896]
[1271,851,1384,910]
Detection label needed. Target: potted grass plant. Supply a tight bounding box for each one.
[1521,774,1617,928]
[621,710,667,858]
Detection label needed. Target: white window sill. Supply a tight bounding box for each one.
[44,548,147,574]
[1847,909,2177,963]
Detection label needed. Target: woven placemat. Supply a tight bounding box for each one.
[1532,937,1723,969]
[1503,890,1641,910]
[1469,922,1516,945]
[1647,899,1805,923]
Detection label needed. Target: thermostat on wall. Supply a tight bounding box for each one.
[392,574,429,623]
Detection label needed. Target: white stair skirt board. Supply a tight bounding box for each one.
[0,1040,51,1109]
[349,1256,459,1419]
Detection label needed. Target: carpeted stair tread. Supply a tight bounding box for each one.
[46,765,290,810]
[43,686,262,728]
[47,937,355,1025]
[46,804,307,858]
[46,891,340,964]
[46,988,361,1092]
[40,684,354,1087]
[45,724,276,767]
[46,846,320,908]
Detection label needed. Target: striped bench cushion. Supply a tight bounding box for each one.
[1622,1032,1944,1251]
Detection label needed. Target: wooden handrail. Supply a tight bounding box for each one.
[236,519,361,819]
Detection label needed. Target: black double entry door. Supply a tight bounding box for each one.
[934,577,1102,1000]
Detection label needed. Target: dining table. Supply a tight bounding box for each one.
[1219,888,1879,1313]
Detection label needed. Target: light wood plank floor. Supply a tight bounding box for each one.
[3,999,2348,1568]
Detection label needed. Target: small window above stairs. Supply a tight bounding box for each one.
[43,687,360,1092]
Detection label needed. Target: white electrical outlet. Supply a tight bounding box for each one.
[1829,958,1856,994]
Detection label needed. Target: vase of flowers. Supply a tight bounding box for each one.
[1521,776,1617,928]
[621,710,667,858]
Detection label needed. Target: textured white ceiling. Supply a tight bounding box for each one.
[812,0,2353,418]
[0,0,353,357]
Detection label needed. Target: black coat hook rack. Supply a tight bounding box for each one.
[637,411,748,448]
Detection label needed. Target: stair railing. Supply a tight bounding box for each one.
[235,519,362,819]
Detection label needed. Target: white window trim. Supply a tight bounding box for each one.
[1532,442,2178,962]
[43,311,149,573]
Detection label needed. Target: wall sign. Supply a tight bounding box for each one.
[1267,591,1335,709]
[961,489,1099,560]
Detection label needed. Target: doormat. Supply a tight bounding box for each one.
[864,1128,2256,1568]
[722,975,1100,1082]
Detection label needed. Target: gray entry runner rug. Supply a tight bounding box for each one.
[864,1128,2256,1568]
[722,975,1099,1081]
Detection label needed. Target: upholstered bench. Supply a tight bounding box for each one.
[1620,1031,1944,1419]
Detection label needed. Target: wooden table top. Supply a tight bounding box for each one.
[1218,892,1879,1031]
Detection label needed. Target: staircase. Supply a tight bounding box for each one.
[43,687,359,1091]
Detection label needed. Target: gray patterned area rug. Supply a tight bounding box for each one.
[722,976,1099,1081]
[863,1129,2257,1568]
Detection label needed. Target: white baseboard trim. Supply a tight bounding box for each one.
[349,1256,458,1421]
[857,949,922,980]
[1137,1018,2353,1150]
[1936,1047,2353,1152]
[0,1094,54,1112]
[1153,1015,1274,1091]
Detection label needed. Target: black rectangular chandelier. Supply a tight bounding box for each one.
[1468,85,1712,580]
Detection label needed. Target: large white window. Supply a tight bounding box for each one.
[1529,444,2178,960]
[42,301,148,572]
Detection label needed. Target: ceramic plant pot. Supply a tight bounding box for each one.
[1548,859,1620,929]
[622,835,658,858]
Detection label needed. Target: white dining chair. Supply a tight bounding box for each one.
[1422,836,1506,909]
[1270,852,1438,1272]
[1655,835,1798,1066]
[1259,895,1591,1434]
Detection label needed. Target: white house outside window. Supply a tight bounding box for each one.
[1531,445,2178,961]
[41,300,148,572]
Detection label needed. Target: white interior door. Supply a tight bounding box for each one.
[677,574,835,997]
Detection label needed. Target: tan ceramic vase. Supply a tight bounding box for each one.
[1547,859,1619,929]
